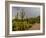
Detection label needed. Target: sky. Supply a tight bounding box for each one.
[12,7,40,19]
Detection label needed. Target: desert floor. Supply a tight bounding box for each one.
[29,23,40,30]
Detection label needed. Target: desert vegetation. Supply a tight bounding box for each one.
[12,9,40,31]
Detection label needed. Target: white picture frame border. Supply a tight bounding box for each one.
[9,4,43,34]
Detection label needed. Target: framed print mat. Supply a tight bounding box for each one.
[5,1,45,37]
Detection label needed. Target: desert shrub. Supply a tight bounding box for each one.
[12,21,16,31]
[28,24,32,28]
[12,21,32,31]
[35,17,40,23]
[12,16,40,31]
[29,20,36,24]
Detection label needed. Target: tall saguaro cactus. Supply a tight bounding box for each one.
[16,12,18,19]
[20,9,25,21]
[15,12,18,21]
[26,16,28,24]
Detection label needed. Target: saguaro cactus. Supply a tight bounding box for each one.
[20,9,25,21]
